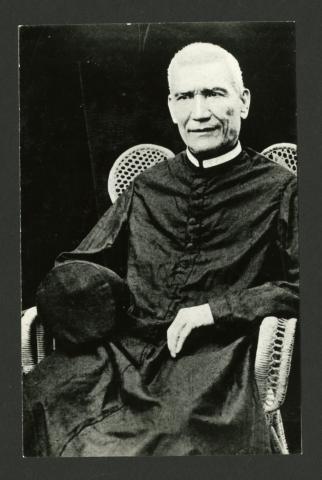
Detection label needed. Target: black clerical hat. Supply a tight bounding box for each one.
[36,261,129,347]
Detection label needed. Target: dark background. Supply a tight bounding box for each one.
[20,23,300,452]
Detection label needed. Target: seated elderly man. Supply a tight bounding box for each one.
[23,43,298,456]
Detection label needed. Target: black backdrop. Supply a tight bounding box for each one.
[20,22,299,452]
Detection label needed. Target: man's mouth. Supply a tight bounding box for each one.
[188,127,217,133]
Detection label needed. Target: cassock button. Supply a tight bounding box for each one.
[188,217,197,226]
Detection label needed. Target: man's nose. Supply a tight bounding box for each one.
[191,94,211,120]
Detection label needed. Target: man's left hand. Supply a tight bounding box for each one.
[167,304,214,358]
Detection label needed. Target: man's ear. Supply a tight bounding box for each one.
[240,88,251,119]
[168,94,178,124]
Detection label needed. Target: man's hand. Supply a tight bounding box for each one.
[167,304,214,358]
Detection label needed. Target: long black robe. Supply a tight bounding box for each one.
[23,148,299,456]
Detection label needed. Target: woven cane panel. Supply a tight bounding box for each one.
[265,319,286,408]
[262,143,297,175]
[113,145,173,198]
[255,316,297,413]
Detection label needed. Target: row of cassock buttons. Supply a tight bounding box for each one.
[186,182,205,250]
[186,216,200,250]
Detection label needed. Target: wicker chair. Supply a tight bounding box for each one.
[261,142,297,175]
[22,142,298,453]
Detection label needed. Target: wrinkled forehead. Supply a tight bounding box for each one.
[169,59,238,94]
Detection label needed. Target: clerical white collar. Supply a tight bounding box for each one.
[186,141,242,168]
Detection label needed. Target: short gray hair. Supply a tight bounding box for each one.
[167,42,244,93]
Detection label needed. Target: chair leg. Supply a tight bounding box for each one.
[268,409,289,454]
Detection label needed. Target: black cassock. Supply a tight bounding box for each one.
[23,148,299,456]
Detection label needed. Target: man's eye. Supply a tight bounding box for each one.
[206,91,223,97]
[177,95,191,101]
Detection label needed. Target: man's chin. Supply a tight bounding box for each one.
[188,143,229,160]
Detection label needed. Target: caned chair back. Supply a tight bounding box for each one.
[261,143,297,176]
[108,144,174,203]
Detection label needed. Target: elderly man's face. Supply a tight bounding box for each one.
[168,59,250,156]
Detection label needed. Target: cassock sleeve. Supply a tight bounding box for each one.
[55,182,134,275]
[208,177,299,326]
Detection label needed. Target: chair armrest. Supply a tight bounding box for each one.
[22,306,50,374]
[255,316,297,413]
[21,307,38,374]
[22,307,56,374]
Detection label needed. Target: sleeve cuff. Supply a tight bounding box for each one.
[208,295,232,325]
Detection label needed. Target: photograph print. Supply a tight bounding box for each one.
[20,22,300,456]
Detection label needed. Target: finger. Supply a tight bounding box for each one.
[168,324,182,358]
[175,323,192,355]
[167,329,174,358]
[167,313,185,357]
[167,324,177,358]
